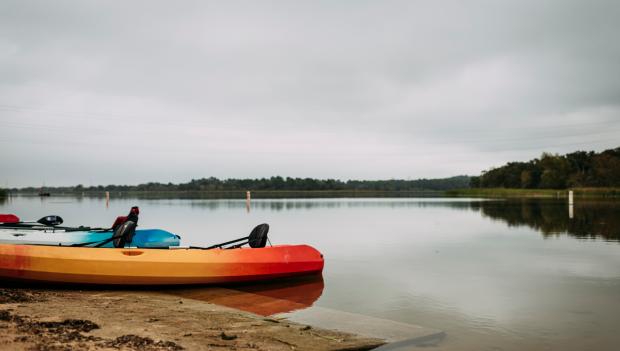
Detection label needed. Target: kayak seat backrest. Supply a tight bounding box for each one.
[248,223,269,248]
[112,221,137,248]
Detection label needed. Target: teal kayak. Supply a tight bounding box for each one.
[0,228,181,248]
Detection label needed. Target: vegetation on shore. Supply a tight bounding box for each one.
[446,187,620,198]
[13,175,471,195]
[470,146,620,189]
[8,147,620,199]
[0,188,5,197]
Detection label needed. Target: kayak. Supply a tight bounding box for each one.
[0,244,324,285]
[0,209,178,248]
[0,228,181,248]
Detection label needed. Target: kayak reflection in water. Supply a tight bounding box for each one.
[165,274,325,316]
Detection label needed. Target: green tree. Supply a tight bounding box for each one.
[538,153,570,189]
[520,170,532,188]
[592,152,620,186]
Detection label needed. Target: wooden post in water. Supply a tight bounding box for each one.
[568,190,574,219]
[246,191,251,213]
[105,191,110,209]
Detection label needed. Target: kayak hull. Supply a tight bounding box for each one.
[0,244,324,285]
[0,229,181,248]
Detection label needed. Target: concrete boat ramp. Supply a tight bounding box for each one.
[277,306,445,349]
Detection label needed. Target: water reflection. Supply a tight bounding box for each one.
[166,274,324,316]
[153,198,620,242]
[114,190,442,199]
[471,199,620,241]
[179,198,481,211]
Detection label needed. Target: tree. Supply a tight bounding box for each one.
[473,147,620,189]
[592,152,620,186]
[538,153,570,189]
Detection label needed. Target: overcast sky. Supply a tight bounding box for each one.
[1,0,619,187]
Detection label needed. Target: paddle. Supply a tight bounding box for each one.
[0,214,63,226]
[37,215,64,226]
[2,209,136,248]
[0,214,107,232]
[0,214,20,224]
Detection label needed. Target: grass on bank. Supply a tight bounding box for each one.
[446,187,620,198]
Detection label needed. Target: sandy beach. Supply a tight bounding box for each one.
[0,286,384,351]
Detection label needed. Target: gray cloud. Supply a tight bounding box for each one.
[1,0,619,187]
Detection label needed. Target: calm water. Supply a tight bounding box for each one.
[2,196,620,350]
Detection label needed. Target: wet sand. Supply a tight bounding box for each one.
[0,286,384,351]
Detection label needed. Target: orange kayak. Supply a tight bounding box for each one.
[0,244,324,285]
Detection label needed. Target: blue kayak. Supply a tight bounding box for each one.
[0,228,181,248]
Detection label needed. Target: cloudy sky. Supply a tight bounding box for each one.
[1,0,619,187]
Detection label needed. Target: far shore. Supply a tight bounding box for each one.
[6,189,444,199]
[5,187,620,199]
[446,187,620,198]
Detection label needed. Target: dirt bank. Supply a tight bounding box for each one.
[0,287,383,351]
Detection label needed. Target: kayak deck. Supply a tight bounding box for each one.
[0,244,324,285]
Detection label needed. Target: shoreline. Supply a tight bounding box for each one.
[446,187,620,198]
[3,190,444,199]
[6,187,620,199]
[1,286,385,351]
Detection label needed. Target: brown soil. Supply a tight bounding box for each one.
[0,287,383,351]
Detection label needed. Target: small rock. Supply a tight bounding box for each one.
[220,332,237,341]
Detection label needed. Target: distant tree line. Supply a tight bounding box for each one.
[471,147,620,189]
[13,175,472,194]
[0,188,6,197]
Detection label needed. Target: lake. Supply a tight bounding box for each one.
[1,195,619,350]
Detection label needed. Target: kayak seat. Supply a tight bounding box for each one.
[111,216,128,230]
[112,221,137,248]
[110,206,140,248]
[111,207,139,231]
[248,223,269,248]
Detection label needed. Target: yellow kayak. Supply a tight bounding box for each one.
[0,244,324,285]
